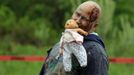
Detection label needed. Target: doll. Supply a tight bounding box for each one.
[59,19,88,72]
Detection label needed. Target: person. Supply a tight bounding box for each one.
[39,1,109,75]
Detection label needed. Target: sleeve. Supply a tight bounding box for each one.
[76,41,109,75]
[39,48,52,75]
[39,43,67,75]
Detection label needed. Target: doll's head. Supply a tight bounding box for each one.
[64,19,78,29]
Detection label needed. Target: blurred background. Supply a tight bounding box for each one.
[0,0,134,75]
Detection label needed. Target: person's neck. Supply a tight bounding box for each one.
[88,30,94,34]
[90,32,98,35]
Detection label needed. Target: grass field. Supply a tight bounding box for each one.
[0,61,42,75]
[0,61,134,75]
[109,63,134,75]
[0,45,134,75]
[0,44,48,75]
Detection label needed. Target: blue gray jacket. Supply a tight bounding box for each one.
[70,34,109,75]
[39,33,109,75]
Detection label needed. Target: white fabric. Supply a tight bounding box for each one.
[61,29,83,43]
[60,29,87,72]
[63,42,87,71]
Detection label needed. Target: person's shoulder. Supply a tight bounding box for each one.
[84,41,105,52]
[88,41,101,46]
[87,41,104,50]
[47,42,60,56]
[86,41,102,49]
[87,41,107,57]
[84,33,105,49]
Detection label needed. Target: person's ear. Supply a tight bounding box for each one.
[90,7,99,22]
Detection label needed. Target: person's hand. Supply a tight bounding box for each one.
[75,28,88,36]
[59,49,63,55]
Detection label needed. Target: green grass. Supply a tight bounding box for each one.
[0,61,43,75]
[109,63,134,75]
[0,44,134,75]
[0,61,134,75]
[0,44,50,75]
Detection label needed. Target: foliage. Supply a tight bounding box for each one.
[0,0,134,75]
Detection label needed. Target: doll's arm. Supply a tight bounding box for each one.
[73,28,88,36]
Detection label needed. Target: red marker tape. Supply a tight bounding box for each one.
[0,55,134,63]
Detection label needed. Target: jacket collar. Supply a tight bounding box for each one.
[84,32,105,48]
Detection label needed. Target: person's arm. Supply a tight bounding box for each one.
[73,28,88,36]
[78,41,109,75]
[39,48,52,75]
